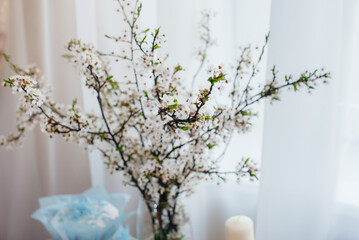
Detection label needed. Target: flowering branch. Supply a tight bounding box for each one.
[191,11,213,87]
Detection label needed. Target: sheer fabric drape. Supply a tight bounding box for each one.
[257,0,359,239]
[0,1,91,239]
[0,0,8,64]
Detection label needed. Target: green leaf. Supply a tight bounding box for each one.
[265,32,270,42]
[244,157,250,164]
[208,73,226,85]
[208,77,214,84]
[241,111,249,116]
[3,78,13,87]
[249,172,259,180]
[167,103,178,111]
[272,96,280,101]
[178,126,189,131]
[143,90,148,98]
[202,53,207,60]
[137,2,142,14]
[293,84,297,92]
[207,143,216,149]
[99,133,105,141]
[110,81,119,89]
[219,176,226,182]
[17,125,25,132]
[106,75,114,80]
[3,53,10,62]
[170,87,177,94]
[153,44,160,50]
[116,145,124,153]
[175,64,183,71]
[104,158,112,167]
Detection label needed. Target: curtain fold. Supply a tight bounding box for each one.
[0,1,91,239]
[256,0,359,239]
[0,0,8,70]
[330,0,359,239]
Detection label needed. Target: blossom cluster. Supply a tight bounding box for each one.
[65,39,109,89]
[4,75,45,106]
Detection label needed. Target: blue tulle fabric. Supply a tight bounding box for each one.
[31,185,135,240]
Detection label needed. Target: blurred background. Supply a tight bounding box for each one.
[0,0,358,239]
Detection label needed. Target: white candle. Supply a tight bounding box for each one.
[225,215,254,240]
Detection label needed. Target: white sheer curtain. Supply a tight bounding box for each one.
[1,0,359,240]
[257,0,359,239]
[0,1,91,239]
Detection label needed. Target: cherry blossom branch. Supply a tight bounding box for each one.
[235,68,330,116]
[237,34,270,107]
[192,12,212,87]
